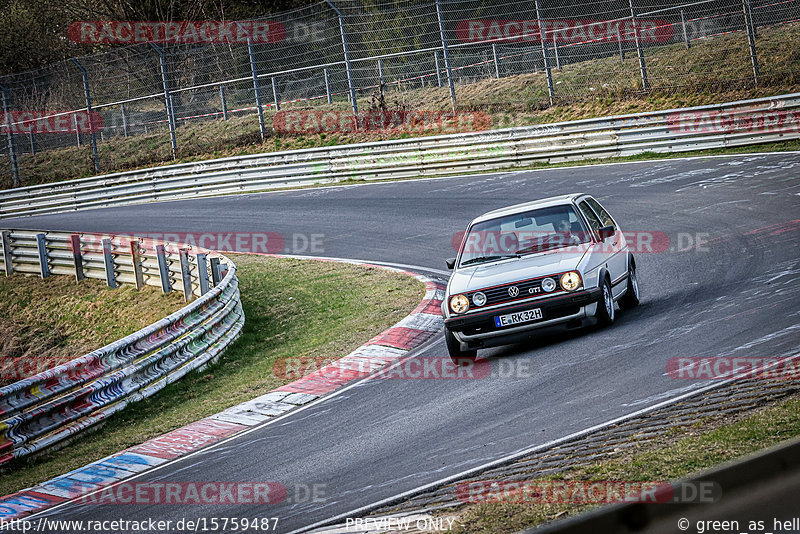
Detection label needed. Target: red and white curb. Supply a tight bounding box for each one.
[0,260,445,521]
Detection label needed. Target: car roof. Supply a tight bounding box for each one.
[471,193,588,224]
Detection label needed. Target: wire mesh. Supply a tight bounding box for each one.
[0,0,797,186]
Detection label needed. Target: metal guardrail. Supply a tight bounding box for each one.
[0,229,244,466]
[1,92,799,219]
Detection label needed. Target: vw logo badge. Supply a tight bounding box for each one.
[508,286,519,297]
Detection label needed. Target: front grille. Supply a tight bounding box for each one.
[466,274,565,308]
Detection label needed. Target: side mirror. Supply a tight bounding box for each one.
[445,257,456,270]
[598,225,615,241]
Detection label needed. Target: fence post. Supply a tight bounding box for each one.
[534,0,554,105]
[179,248,193,302]
[121,103,129,137]
[74,113,81,146]
[69,234,84,282]
[434,50,443,87]
[1,231,12,275]
[492,44,501,78]
[323,68,332,104]
[680,9,691,49]
[272,77,280,112]
[628,0,650,90]
[220,86,229,120]
[196,253,210,295]
[325,0,359,121]
[552,33,561,69]
[435,0,457,111]
[28,131,35,155]
[743,0,759,85]
[234,22,266,141]
[130,239,144,289]
[377,58,386,97]
[71,59,100,172]
[616,26,625,61]
[149,43,178,159]
[155,244,172,294]
[0,85,20,187]
[36,233,49,279]
[102,237,117,288]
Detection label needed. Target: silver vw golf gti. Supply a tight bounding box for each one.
[443,194,640,360]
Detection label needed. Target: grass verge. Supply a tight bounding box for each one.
[0,275,184,386]
[447,392,800,533]
[0,254,424,496]
[4,21,798,189]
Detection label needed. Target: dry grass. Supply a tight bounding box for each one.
[0,274,184,386]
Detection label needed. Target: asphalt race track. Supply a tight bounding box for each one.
[7,152,800,533]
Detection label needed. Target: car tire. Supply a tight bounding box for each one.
[619,262,640,310]
[445,328,477,363]
[594,277,615,327]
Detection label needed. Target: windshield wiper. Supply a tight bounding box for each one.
[460,254,520,266]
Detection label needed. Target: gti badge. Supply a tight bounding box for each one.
[508,286,519,297]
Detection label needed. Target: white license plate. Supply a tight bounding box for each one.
[494,308,543,327]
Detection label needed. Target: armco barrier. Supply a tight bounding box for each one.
[1,93,799,219]
[0,229,244,466]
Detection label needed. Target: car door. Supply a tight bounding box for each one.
[583,197,628,297]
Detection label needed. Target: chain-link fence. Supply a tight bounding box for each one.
[0,0,797,187]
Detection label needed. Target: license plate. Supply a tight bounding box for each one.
[494,308,543,327]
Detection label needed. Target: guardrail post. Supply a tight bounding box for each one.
[149,43,178,159]
[0,85,20,188]
[323,68,332,104]
[552,33,561,69]
[1,231,12,275]
[71,59,100,172]
[325,0,359,121]
[743,0,759,85]
[435,0,457,111]
[628,0,650,90]
[130,239,143,289]
[196,253,210,295]
[271,77,280,112]
[69,234,84,282]
[680,9,691,49]
[156,244,172,294]
[210,257,222,286]
[36,233,49,279]
[492,44,501,78]
[121,103,129,137]
[434,51,442,87]
[179,248,193,302]
[534,0,554,105]
[102,238,117,288]
[220,86,229,120]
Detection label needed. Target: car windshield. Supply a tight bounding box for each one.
[458,204,590,267]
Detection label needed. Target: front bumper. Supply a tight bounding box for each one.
[444,288,602,348]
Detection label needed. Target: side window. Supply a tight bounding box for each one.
[585,198,616,229]
[578,201,602,238]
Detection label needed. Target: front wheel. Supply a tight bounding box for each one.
[445,328,477,363]
[594,277,616,327]
[619,263,640,310]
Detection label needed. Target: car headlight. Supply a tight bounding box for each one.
[472,292,487,307]
[541,277,556,292]
[450,294,470,313]
[560,271,582,291]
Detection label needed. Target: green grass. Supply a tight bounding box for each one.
[4,21,798,189]
[448,394,800,533]
[0,254,424,496]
